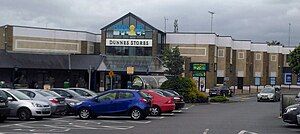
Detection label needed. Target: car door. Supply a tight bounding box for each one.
[113,91,135,113]
[92,92,117,114]
[2,91,18,116]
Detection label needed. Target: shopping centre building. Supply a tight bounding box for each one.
[0,12,297,91]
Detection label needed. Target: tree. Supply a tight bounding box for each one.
[267,40,282,46]
[162,46,184,76]
[288,44,300,75]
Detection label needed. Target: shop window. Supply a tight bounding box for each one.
[270,77,276,85]
[254,77,261,86]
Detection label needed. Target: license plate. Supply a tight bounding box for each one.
[43,109,49,111]
[211,93,216,94]
[59,101,64,104]
[0,102,5,106]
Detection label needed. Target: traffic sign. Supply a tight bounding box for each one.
[109,69,114,78]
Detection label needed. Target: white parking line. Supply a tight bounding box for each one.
[238,130,258,134]
[147,116,165,119]
[101,125,134,130]
[101,120,124,124]
[71,124,98,129]
[43,124,67,129]
[161,113,174,116]
[182,104,195,110]
[126,120,151,124]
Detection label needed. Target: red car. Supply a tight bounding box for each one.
[141,90,175,116]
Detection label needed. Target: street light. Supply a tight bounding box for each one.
[208,11,215,33]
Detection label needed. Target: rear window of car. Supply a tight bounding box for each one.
[138,91,153,98]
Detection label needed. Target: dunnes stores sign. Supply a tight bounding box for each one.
[106,39,152,47]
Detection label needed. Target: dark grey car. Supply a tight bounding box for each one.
[50,88,88,101]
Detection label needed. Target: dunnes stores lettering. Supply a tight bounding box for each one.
[106,39,152,47]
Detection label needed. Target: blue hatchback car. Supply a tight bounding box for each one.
[75,89,151,120]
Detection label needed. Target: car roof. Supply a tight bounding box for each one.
[0,88,12,91]
[109,89,138,92]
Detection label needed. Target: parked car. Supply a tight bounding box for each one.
[51,88,88,101]
[75,89,151,120]
[151,89,185,110]
[0,89,10,122]
[67,88,98,97]
[295,92,300,103]
[164,89,185,110]
[0,88,51,121]
[41,90,79,115]
[282,103,300,125]
[257,87,280,102]
[141,89,175,116]
[17,89,67,115]
[209,86,233,97]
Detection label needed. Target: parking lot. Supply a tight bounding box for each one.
[0,106,191,134]
[1,96,300,134]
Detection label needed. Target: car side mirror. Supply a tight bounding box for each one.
[296,96,299,98]
[7,97,13,101]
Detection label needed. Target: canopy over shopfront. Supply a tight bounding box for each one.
[132,75,168,89]
[97,55,166,73]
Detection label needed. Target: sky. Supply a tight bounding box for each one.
[0,0,299,46]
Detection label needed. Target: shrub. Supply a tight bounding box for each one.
[160,77,208,103]
[210,96,229,102]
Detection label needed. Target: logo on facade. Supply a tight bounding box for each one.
[113,24,145,36]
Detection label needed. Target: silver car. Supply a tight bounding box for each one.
[50,88,89,101]
[17,89,67,115]
[257,87,281,102]
[67,88,97,97]
[0,88,51,121]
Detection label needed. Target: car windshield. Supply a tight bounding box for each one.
[167,90,180,96]
[261,88,275,93]
[9,90,31,100]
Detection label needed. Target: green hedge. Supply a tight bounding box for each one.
[160,77,208,103]
[210,96,229,102]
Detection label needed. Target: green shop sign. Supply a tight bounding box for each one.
[190,63,209,71]
[192,71,206,77]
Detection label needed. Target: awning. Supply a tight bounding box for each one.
[97,55,166,73]
[0,50,103,70]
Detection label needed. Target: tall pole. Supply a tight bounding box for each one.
[164,17,168,32]
[88,65,91,90]
[208,11,215,33]
[288,23,291,47]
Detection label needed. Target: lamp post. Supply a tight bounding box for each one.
[208,11,215,33]
[288,23,291,47]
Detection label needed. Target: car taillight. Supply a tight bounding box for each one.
[139,98,148,103]
[49,99,59,104]
[173,97,181,102]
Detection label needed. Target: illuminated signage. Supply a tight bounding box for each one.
[113,24,145,36]
[190,63,209,71]
[106,39,152,47]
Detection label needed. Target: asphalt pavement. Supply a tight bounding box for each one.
[0,96,299,134]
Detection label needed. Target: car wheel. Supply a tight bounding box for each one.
[34,117,43,120]
[18,108,31,121]
[150,105,161,116]
[79,108,91,120]
[257,99,260,102]
[130,108,145,120]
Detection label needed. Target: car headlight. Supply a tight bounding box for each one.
[257,94,261,97]
[286,107,297,113]
[71,101,83,106]
[31,102,43,107]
